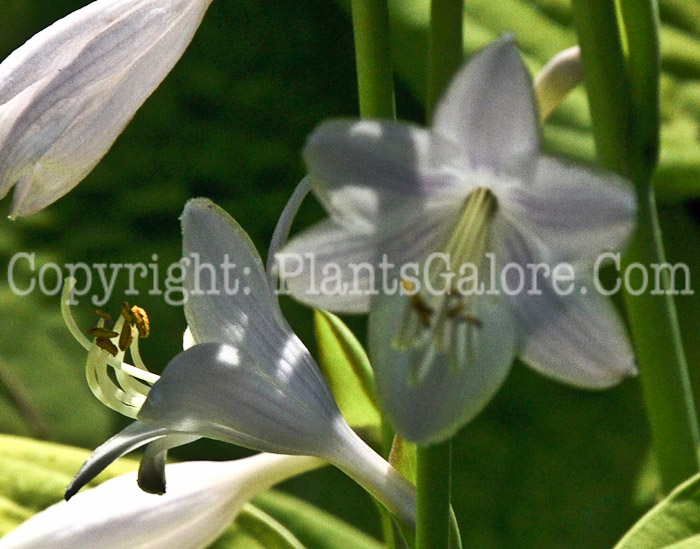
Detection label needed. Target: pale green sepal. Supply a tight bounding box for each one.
[314,309,381,432]
[615,472,700,548]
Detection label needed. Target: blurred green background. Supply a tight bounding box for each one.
[3,0,700,547]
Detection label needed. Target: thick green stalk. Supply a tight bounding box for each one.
[618,0,660,173]
[416,441,452,549]
[571,0,633,176]
[573,0,699,491]
[624,191,700,491]
[619,0,698,492]
[350,3,401,547]
[427,0,464,120]
[351,0,396,119]
[415,4,463,548]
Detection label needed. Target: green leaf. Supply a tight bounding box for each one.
[0,285,114,447]
[0,495,33,535]
[255,490,383,549]
[615,473,700,548]
[211,504,305,549]
[0,434,137,537]
[314,310,381,432]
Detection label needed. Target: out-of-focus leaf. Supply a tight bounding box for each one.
[0,434,136,536]
[335,0,700,201]
[255,490,383,549]
[615,473,700,548]
[0,284,114,447]
[212,505,305,549]
[314,310,381,433]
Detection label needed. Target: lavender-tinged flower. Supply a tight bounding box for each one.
[64,198,415,527]
[276,35,637,444]
[0,0,212,217]
[1,453,320,549]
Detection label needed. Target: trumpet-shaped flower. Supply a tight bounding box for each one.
[65,198,415,527]
[276,36,637,444]
[1,453,320,549]
[0,0,212,217]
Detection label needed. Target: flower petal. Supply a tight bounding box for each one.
[65,421,170,499]
[276,197,458,313]
[138,342,342,456]
[368,290,517,444]
[137,434,200,495]
[487,180,637,388]
[181,199,338,416]
[515,277,637,388]
[499,154,637,262]
[0,0,213,217]
[431,34,540,172]
[3,455,320,549]
[304,119,461,207]
[138,341,417,525]
[182,198,287,345]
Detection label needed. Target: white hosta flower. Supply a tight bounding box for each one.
[65,199,415,527]
[0,0,213,217]
[276,35,637,444]
[1,453,319,549]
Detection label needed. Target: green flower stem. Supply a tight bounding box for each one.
[573,0,700,492]
[350,0,396,119]
[571,0,633,176]
[427,0,464,120]
[350,3,401,547]
[618,0,660,174]
[416,441,452,549]
[415,4,463,547]
[624,192,700,492]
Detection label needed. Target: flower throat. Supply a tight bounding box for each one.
[395,186,497,383]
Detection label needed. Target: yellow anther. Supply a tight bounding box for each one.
[131,306,150,338]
